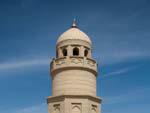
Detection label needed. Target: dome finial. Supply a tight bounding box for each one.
[71,18,77,28]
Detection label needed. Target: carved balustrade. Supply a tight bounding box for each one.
[51,56,97,74]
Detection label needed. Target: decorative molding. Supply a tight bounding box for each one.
[91,104,97,113]
[53,104,60,113]
[72,103,81,113]
[71,58,83,64]
[56,39,91,49]
[51,57,97,75]
[47,95,102,104]
[55,59,66,65]
[87,60,95,67]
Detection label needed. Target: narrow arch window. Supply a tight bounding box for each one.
[73,47,79,56]
[62,48,67,56]
[84,49,88,57]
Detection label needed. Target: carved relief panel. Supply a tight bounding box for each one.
[72,103,81,113]
[53,104,60,113]
[91,105,97,113]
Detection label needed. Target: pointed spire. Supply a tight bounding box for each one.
[71,18,78,28]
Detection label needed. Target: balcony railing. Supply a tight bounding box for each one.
[51,56,97,73]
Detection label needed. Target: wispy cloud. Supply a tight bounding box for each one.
[2,103,47,113]
[94,50,150,66]
[0,58,50,71]
[15,103,47,113]
[102,65,138,78]
[103,87,150,105]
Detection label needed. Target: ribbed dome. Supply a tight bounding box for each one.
[56,21,92,45]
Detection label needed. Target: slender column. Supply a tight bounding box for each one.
[80,46,85,57]
[88,49,92,58]
[67,45,73,56]
[58,48,63,58]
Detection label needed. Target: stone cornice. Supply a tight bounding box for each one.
[56,39,91,49]
[47,95,102,103]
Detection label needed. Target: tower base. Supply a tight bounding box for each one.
[47,95,102,113]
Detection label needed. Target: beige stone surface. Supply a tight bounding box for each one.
[47,22,101,113]
[52,69,96,96]
[47,95,101,113]
[57,27,92,45]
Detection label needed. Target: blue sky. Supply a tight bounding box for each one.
[0,0,150,113]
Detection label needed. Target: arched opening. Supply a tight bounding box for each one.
[84,49,88,57]
[73,47,79,56]
[62,48,67,56]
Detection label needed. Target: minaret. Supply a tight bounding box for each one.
[47,20,102,113]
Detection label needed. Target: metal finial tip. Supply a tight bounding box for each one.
[71,19,77,28]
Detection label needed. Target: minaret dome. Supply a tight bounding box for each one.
[56,20,92,58]
[56,27,92,45]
